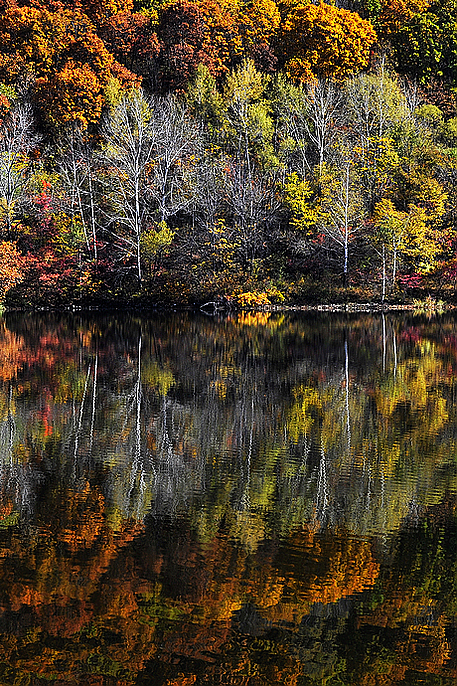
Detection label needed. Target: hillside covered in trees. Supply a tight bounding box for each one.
[0,0,457,308]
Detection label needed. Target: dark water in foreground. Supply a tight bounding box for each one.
[0,311,457,684]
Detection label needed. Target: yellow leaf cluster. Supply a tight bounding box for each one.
[281,1,377,82]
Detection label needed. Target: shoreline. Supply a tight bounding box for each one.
[2,299,457,315]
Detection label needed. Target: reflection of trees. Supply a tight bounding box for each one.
[349,497,457,685]
[0,304,456,682]
[1,311,457,543]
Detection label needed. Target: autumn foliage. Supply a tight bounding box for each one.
[0,0,454,306]
[281,1,377,82]
[0,240,23,301]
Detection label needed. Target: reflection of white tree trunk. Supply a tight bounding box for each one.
[393,324,397,377]
[73,363,91,473]
[345,338,351,454]
[241,396,254,512]
[316,444,329,524]
[0,385,37,515]
[0,385,16,468]
[126,334,147,517]
[89,352,98,454]
[135,334,142,464]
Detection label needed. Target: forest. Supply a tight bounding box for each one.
[0,0,457,308]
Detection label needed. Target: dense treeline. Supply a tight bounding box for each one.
[1,0,457,306]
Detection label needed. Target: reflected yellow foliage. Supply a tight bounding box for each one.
[374,341,448,432]
[141,361,175,395]
[236,311,271,327]
[287,385,324,441]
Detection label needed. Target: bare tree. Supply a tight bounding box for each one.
[100,90,161,284]
[302,79,342,172]
[223,159,281,269]
[275,77,342,177]
[149,96,201,224]
[320,160,365,286]
[0,101,37,238]
[100,90,200,285]
[57,125,99,261]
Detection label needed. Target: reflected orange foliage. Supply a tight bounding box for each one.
[0,322,25,382]
[57,483,105,550]
[166,677,197,686]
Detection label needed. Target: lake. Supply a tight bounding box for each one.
[0,310,456,684]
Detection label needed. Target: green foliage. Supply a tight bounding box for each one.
[385,0,457,84]
[186,64,224,127]
[222,59,278,169]
[0,83,16,102]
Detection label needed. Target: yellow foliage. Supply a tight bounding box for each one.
[374,188,446,275]
[140,222,174,260]
[282,1,377,82]
[284,172,323,231]
[238,0,281,49]
[237,291,270,308]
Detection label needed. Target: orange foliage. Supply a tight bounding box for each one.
[0,240,24,302]
[194,0,243,74]
[98,11,159,71]
[80,0,134,25]
[0,5,139,127]
[281,0,377,82]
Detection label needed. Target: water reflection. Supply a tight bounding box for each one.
[0,311,455,683]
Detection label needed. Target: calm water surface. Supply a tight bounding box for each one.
[0,311,456,684]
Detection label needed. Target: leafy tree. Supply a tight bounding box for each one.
[156,0,214,92]
[0,5,139,128]
[373,191,445,291]
[344,68,407,210]
[378,0,457,85]
[236,0,280,71]
[280,1,377,82]
[98,10,160,77]
[219,60,281,268]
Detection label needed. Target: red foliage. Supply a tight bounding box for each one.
[157,0,216,91]
[98,11,159,72]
